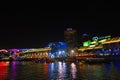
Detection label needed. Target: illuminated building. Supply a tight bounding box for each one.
[64,28,78,53]
[78,35,120,56]
[46,42,68,58]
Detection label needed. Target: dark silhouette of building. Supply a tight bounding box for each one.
[64,28,78,53]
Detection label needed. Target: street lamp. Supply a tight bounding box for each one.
[71,50,74,56]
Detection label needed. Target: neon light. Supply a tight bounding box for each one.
[99,39,107,43]
[83,41,91,47]
[92,36,98,41]
[0,49,8,53]
[92,35,111,41]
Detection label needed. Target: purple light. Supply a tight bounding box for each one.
[9,49,19,54]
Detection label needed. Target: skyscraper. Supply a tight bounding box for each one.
[64,28,78,53]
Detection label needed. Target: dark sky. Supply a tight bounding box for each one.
[0,5,119,48]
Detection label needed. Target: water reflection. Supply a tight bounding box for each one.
[107,62,120,80]
[1,61,120,80]
[43,63,48,76]
[70,63,77,79]
[58,62,67,79]
[10,61,17,80]
[48,61,67,79]
[48,62,58,79]
[0,62,9,80]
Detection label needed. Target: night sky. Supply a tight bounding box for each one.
[0,6,119,48]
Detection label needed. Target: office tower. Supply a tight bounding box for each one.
[64,28,78,53]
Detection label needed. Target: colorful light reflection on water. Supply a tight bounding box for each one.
[0,62,9,80]
[0,61,120,80]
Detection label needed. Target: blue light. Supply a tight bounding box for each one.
[46,42,68,58]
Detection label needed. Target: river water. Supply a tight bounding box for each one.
[0,61,120,80]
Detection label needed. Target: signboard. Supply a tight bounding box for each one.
[83,40,91,47]
[92,35,111,41]
[83,35,111,47]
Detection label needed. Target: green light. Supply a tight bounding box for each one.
[92,36,98,41]
[83,41,91,47]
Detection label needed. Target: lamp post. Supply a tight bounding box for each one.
[71,50,74,56]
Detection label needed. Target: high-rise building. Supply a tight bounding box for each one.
[64,28,78,53]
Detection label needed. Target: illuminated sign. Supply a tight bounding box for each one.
[83,40,91,47]
[83,35,111,47]
[92,36,98,41]
[92,35,111,41]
